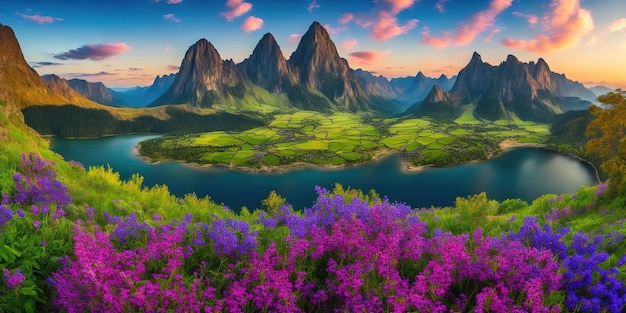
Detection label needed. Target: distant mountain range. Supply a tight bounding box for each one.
[0,21,605,129]
[406,52,597,122]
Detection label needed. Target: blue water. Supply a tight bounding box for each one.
[49,135,598,210]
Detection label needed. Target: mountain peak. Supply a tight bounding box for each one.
[505,54,520,63]
[239,31,293,92]
[416,71,426,79]
[469,51,483,64]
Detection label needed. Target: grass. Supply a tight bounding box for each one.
[140,110,553,169]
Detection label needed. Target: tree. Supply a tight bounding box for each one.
[585,89,626,195]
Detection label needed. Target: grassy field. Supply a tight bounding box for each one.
[140,106,552,169]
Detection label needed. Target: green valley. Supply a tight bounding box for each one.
[139,108,550,169]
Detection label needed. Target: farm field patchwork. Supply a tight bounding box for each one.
[139,110,551,169]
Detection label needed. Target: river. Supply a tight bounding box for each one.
[49,135,598,210]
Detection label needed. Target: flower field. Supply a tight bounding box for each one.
[1,153,625,312]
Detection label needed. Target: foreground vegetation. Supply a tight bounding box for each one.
[1,92,625,312]
[140,110,549,169]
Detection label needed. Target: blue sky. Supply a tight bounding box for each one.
[2,0,625,89]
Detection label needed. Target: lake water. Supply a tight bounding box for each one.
[49,135,598,210]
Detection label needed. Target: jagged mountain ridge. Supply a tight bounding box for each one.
[410,52,595,122]
[151,22,399,114]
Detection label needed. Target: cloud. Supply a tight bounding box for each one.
[500,0,594,53]
[128,67,143,72]
[323,24,346,35]
[608,18,626,32]
[483,27,501,42]
[421,29,452,48]
[54,43,131,61]
[30,61,63,68]
[153,0,183,4]
[512,11,538,26]
[288,34,302,43]
[17,13,63,24]
[342,39,358,49]
[435,0,451,13]
[348,50,391,65]
[356,18,374,28]
[307,0,320,12]
[242,16,263,32]
[221,0,252,21]
[163,13,181,22]
[338,13,354,24]
[384,0,417,14]
[167,65,181,71]
[68,71,116,77]
[420,0,512,48]
[371,11,418,41]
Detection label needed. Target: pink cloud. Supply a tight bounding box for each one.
[483,27,501,42]
[420,29,452,48]
[500,0,594,53]
[339,13,354,24]
[356,18,374,28]
[307,0,320,12]
[167,0,182,3]
[220,0,252,21]
[608,18,626,32]
[163,13,181,22]
[167,65,181,71]
[342,39,358,49]
[242,16,263,32]
[288,34,302,43]
[384,0,417,14]
[512,11,538,26]
[323,24,346,35]
[54,43,131,61]
[420,0,512,48]
[435,0,451,13]
[370,11,418,41]
[17,13,63,24]
[348,50,391,65]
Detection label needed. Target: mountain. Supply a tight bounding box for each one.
[590,85,614,97]
[41,74,88,103]
[151,39,241,107]
[410,52,594,122]
[238,33,294,93]
[389,72,456,104]
[0,23,98,109]
[353,69,396,98]
[287,22,371,112]
[64,78,129,107]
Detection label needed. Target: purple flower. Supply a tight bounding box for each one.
[16,209,25,218]
[33,220,40,228]
[0,205,13,228]
[3,268,26,289]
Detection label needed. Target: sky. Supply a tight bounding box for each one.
[2,0,625,89]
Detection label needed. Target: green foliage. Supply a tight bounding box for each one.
[585,89,626,195]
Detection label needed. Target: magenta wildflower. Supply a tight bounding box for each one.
[3,268,26,289]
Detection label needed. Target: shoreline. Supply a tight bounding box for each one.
[134,138,562,175]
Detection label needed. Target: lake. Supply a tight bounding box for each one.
[49,135,598,210]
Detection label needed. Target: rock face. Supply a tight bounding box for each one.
[412,52,594,122]
[354,69,395,98]
[238,33,294,93]
[0,24,96,109]
[151,39,241,107]
[288,22,369,111]
[41,74,85,103]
